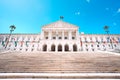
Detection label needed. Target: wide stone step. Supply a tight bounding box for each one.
[0,73,120,79]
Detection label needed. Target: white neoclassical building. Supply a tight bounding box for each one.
[0,20,120,52]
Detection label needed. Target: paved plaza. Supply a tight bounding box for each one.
[0,51,120,73]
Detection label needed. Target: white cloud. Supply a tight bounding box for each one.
[75,12,80,15]
[113,8,120,16]
[117,8,120,13]
[86,0,90,3]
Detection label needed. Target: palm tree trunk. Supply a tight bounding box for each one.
[110,38,113,49]
[5,31,12,49]
[107,32,113,49]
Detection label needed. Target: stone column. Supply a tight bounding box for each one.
[62,44,64,52]
[62,31,64,40]
[56,31,58,40]
[76,31,79,40]
[56,44,58,52]
[69,31,72,40]
[49,31,52,40]
[47,44,50,52]
[41,31,44,40]
[70,44,73,52]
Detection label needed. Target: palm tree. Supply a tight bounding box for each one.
[104,26,109,34]
[103,25,113,49]
[5,25,16,49]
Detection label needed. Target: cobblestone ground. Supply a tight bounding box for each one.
[0,52,120,73]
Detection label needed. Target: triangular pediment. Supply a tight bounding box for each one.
[42,20,78,29]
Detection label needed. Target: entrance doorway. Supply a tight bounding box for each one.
[43,44,47,51]
[58,44,62,51]
[65,44,69,51]
[51,44,55,51]
[73,44,77,51]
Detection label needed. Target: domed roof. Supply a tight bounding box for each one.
[42,20,78,29]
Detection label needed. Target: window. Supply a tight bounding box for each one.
[15,44,17,47]
[65,37,67,39]
[97,45,99,47]
[45,37,48,39]
[53,37,56,39]
[9,44,11,47]
[84,37,88,43]
[59,37,62,39]
[86,49,88,51]
[26,49,28,51]
[91,45,93,47]
[72,37,75,39]
[90,37,92,40]
[31,49,34,51]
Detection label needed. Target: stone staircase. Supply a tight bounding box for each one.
[0,52,120,78]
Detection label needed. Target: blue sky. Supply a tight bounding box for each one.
[0,0,120,34]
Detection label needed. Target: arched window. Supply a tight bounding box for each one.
[65,44,69,51]
[73,44,77,51]
[91,45,93,47]
[86,48,88,51]
[114,44,117,47]
[43,44,47,51]
[97,45,99,47]
[51,44,55,51]
[26,49,28,51]
[31,49,34,51]
[58,44,62,51]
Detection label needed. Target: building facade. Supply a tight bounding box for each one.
[0,20,120,52]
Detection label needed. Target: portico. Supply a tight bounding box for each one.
[41,20,80,52]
